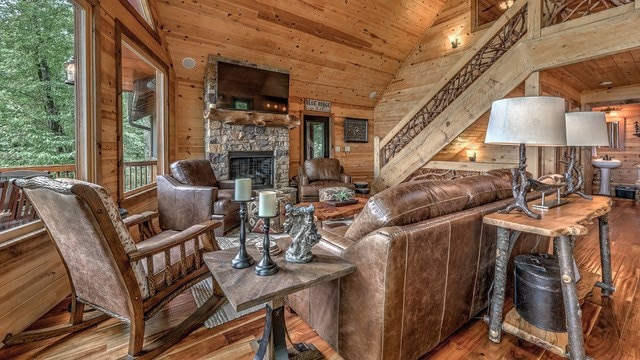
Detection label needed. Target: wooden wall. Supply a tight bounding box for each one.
[288,97,374,182]
[598,104,640,188]
[374,0,486,138]
[0,232,70,343]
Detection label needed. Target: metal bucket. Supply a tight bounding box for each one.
[514,253,566,332]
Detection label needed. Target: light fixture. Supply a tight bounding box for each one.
[448,34,460,49]
[485,96,567,219]
[182,57,196,69]
[563,112,609,199]
[466,149,477,162]
[498,0,514,10]
[63,55,75,85]
[600,106,621,119]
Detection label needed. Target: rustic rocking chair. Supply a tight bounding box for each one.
[3,177,226,359]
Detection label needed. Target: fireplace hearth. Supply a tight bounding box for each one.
[229,151,274,188]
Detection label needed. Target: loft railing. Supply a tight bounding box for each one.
[379,4,528,167]
[377,0,634,172]
[543,0,634,26]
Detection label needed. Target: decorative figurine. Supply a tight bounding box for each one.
[283,204,321,263]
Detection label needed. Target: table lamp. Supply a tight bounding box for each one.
[485,96,567,219]
[563,112,609,199]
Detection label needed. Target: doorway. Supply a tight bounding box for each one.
[303,115,330,160]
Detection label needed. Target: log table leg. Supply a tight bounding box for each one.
[596,214,615,297]
[556,235,587,360]
[488,227,521,343]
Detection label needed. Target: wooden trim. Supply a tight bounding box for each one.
[115,19,169,204]
[117,0,161,43]
[581,84,640,106]
[0,221,46,249]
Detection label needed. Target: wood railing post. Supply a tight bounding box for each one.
[527,0,543,38]
[374,136,380,178]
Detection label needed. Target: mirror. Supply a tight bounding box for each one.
[604,118,625,151]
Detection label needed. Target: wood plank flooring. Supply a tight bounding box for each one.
[0,199,639,359]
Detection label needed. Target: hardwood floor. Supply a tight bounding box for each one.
[1,199,639,359]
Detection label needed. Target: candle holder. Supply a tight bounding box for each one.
[231,199,255,269]
[254,215,279,276]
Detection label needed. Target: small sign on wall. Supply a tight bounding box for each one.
[304,98,331,113]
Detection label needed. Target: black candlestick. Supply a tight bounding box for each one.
[254,216,279,276]
[231,200,255,269]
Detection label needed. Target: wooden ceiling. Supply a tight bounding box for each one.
[543,48,640,101]
[155,0,445,108]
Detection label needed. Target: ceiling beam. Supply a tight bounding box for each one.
[581,84,640,106]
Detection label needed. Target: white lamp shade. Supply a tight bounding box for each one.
[485,96,567,146]
[565,112,609,146]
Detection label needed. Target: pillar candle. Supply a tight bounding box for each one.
[234,178,252,201]
[258,191,277,217]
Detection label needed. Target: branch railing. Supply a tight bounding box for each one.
[377,0,634,173]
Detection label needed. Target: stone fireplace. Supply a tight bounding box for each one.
[203,55,296,189]
[228,151,274,189]
[205,123,290,189]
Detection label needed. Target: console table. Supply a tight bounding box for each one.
[203,237,355,359]
[483,195,614,360]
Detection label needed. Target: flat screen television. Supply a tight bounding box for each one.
[216,61,289,113]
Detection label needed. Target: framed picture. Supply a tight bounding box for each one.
[344,118,368,143]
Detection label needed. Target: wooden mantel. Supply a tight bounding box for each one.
[203,108,300,129]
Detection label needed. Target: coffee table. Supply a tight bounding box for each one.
[203,237,355,359]
[299,197,368,227]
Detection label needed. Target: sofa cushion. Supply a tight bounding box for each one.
[344,179,470,240]
[170,159,218,187]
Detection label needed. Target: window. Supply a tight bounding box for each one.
[117,26,166,197]
[0,0,93,235]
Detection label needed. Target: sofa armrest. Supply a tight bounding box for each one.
[339,173,352,183]
[157,175,218,231]
[298,168,309,186]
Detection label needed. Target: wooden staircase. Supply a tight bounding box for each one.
[373,0,640,191]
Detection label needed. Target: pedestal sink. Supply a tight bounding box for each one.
[592,158,622,195]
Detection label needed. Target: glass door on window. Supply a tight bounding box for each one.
[304,115,330,160]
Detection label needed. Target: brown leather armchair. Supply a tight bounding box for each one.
[157,159,240,236]
[298,158,356,202]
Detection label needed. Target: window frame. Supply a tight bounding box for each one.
[115,20,168,202]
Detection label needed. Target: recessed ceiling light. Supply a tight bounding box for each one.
[182,57,196,69]
[599,81,613,86]
[369,91,378,99]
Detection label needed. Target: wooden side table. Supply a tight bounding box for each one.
[483,195,614,360]
[204,237,355,359]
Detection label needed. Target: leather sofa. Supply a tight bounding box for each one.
[298,158,356,202]
[288,171,549,359]
[157,159,240,236]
